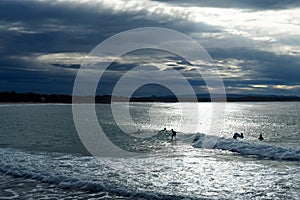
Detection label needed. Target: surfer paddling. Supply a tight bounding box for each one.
[233,132,244,139]
[160,127,167,132]
[258,134,264,141]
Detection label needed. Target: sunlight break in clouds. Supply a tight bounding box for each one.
[50,0,300,55]
[273,85,300,90]
[46,0,300,95]
[0,0,299,95]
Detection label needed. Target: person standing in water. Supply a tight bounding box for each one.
[171,129,177,141]
[258,134,264,141]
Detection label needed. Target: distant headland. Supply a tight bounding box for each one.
[0,91,299,103]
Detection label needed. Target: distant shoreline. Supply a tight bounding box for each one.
[0,91,299,103]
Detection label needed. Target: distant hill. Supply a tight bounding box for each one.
[0,91,299,103]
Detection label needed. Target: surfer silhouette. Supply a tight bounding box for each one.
[171,129,177,141]
[258,134,264,141]
[160,127,167,132]
[233,132,244,139]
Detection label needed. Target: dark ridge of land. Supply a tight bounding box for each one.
[0,91,299,103]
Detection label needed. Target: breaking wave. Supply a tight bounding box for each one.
[193,133,300,161]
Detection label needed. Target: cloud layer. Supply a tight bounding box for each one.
[0,0,299,95]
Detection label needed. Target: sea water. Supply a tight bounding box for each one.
[0,102,299,199]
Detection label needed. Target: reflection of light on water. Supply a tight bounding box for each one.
[135,103,214,134]
[126,103,217,135]
[101,146,299,199]
[1,103,299,198]
[105,102,299,148]
[3,145,300,199]
[149,103,182,131]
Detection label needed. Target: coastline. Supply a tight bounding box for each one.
[0,91,299,104]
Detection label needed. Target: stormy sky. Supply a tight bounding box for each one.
[0,0,299,96]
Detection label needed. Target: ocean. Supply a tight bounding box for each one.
[0,102,299,199]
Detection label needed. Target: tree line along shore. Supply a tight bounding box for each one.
[0,91,299,103]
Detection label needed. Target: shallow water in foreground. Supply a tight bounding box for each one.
[0,102,299,199]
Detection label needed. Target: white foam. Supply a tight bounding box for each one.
[0,148,190,200]
[193,133,300,161]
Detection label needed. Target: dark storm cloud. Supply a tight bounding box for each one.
[0,0,299,95]
[152,0,300,10]
[0,65,76,94]
[51,64,81,69]
[209,48,300,85]
[0,0,156,55]
[0,0,174,93]
[0,0,217,55]
[0,0,216,71]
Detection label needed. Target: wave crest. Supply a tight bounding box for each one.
[193,133,300,161]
